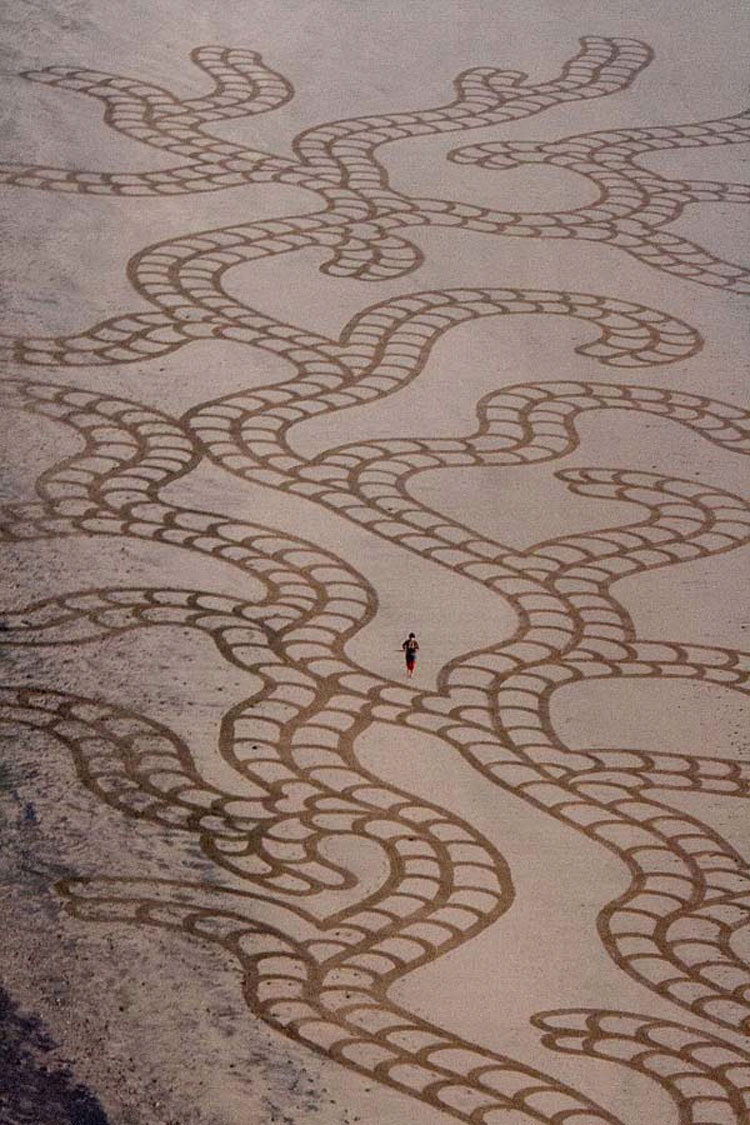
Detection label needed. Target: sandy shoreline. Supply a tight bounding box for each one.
[1,2,749,1122]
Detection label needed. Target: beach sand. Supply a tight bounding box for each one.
[1,2,749,1122]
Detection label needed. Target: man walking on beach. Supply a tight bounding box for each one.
[401,632,419,678]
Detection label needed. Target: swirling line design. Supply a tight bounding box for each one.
[2,34,749,1124]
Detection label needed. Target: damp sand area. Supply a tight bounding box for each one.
[1,2,749,1122]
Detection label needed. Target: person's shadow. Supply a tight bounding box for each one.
[0,985,110,1124]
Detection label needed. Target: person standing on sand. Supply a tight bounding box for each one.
[401,632,419,677]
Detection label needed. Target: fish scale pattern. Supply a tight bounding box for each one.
[2,35,750,1124]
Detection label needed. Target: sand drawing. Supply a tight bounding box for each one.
[2,35,749,1123]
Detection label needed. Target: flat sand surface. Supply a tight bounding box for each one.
[1,2,749,1123]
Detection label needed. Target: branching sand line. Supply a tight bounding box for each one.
[2,36,750,1124]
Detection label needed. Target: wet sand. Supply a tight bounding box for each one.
[1,2,749,1123]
